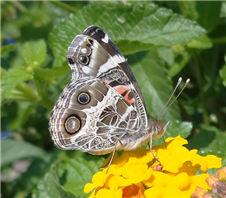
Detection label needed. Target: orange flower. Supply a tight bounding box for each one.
[218,166,226,180]
[192,186,207,198]
[205,174,218,187]
[192,166,226,198]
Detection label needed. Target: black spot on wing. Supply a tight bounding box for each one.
[121,90,129,97]
[83,26,105,39]
[109,80,121,87]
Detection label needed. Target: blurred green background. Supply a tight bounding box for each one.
[1,1,226,198]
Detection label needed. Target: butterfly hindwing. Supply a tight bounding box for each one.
[49,78,148,154]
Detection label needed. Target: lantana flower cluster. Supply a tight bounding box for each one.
[192,166,226,198]
[84,136,222,198]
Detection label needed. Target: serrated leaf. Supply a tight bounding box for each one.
[1,139,47,166]
[49,2,205,67]
[1,44,17,55]
[153,121,193,146]
[23,40,46,68]
[61,153,104,197]
[188,126,226,158]
[1,67,33,103]
[129,49,180,121]
[35,152,103,198]
[35,172,79,198]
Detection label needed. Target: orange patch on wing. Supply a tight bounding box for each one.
[114,86,134,105]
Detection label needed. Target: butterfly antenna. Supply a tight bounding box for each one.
[158,78,190,121]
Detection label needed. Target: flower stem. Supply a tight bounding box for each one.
[51,1,77,12]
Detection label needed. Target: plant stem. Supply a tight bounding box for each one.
[10,1,27,12]
[51,1,77,13]
[38,96,54,111]
[211,37,226,45]
[16,83,38,101]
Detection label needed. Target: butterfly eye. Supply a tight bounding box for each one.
[78,55,89,65]
[78,92,90,105]
[65,116,81,134]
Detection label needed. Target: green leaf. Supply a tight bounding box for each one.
[153,121,193,146]
[167,44,191,77]
[220,66,226,87]
[9,102,37,130]
[61,154,103,197]
[199,46,222,88]
[196,1,222,32]
[1,44,17,55]
[157,47,175,65]
[23,40,46,68]
[187,34,213,49]
[129,49,180,121]
[168,52,191,77]
[220,1,226,18]
[181,1,222,32]
[188,126,226,158]
[1,139,47,166]
[34,152,103,198]
[9,154,56,197]
[49,2,205,67]
[35,172,78,198]
[34,65,70,82]
[1,57,11,70]
[220,55,226,87]
[1,67,33,103]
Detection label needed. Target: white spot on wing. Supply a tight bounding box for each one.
[81,48,88,54]
[102,34,109,43]
[113,54,126,63]
[97,58,117,75]
[82,66,96,75]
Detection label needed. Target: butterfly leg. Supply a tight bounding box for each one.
[149,134,161,163]
[105,139,124,173]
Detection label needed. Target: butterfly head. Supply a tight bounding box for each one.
[148,118,170,138]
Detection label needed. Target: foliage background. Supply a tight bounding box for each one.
[1,1,226,198]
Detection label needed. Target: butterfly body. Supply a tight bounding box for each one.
[49,26,169,156]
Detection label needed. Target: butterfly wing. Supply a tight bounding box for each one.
[49,78,149,154]
[49,26,149,154]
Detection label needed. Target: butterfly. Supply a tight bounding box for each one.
[49,26,189,167]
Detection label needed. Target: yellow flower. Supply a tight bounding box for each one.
[84,136,222,198]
